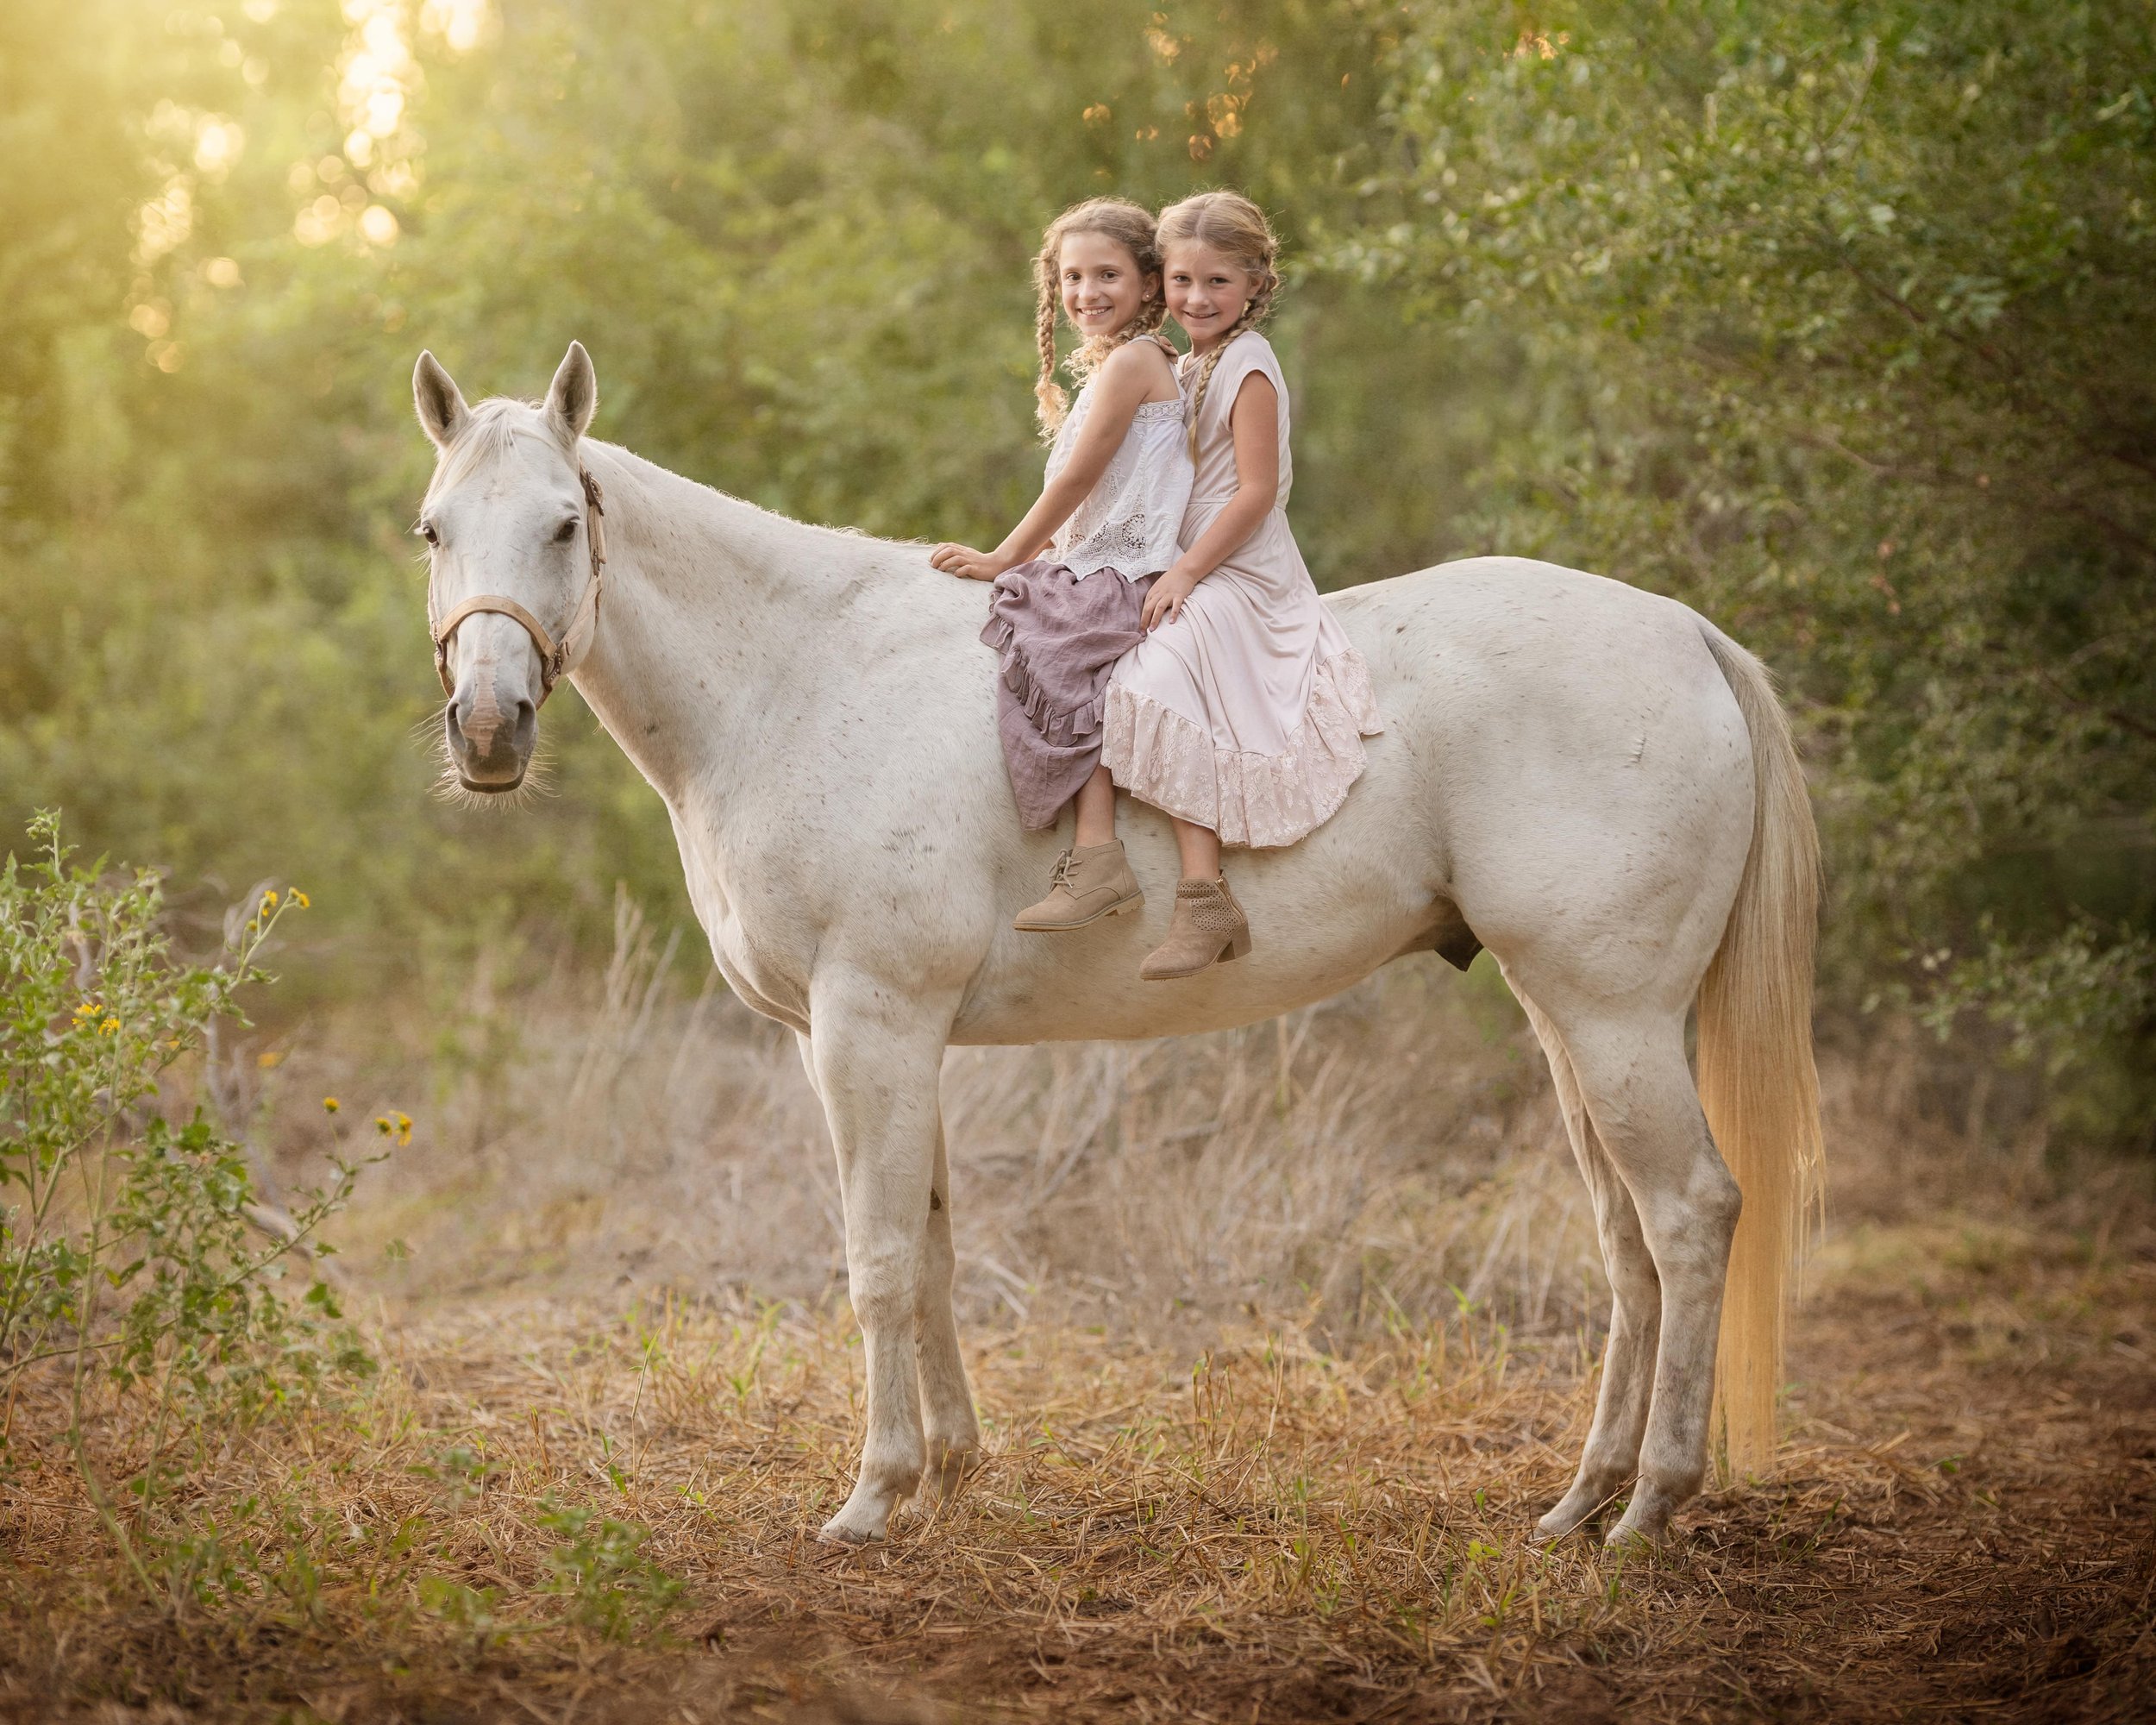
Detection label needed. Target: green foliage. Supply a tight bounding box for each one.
[1332,0,2155,1126]
[536,1495,686,1642]
[0,1,2149,1145]
[103,1112,377,1411]
[0,0,1436,983]
[0,810,378,1579]
[417,1572,510,1647]
[1899,916,2156,1081]
[0,811,364,1401]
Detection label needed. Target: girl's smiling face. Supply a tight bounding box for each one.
[1059,230,1156,342]
[1164,242,1257,350]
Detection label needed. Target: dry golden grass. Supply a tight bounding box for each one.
[251,902,1605,1345]
[3,931,2153,1722]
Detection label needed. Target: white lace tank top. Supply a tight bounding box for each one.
[1044,377,1195,583]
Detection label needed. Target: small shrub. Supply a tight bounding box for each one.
[0,811,385,1581]
[536,1495,686,1642]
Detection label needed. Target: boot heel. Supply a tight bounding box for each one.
[1222,927,1252,962]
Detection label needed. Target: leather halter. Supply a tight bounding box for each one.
[429,464,608,703]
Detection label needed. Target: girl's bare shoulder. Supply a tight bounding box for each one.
[1100,334,1181,397]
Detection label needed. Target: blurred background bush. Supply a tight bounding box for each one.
[3,0,2149,1156]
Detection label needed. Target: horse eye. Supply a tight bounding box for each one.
[554,518,579,543]
[418,520,438,546]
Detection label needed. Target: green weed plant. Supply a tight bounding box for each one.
[0,811,379,1586]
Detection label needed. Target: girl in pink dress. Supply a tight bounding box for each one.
[1102,191,1384,980]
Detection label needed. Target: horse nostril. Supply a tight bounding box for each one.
[444,684,531,781]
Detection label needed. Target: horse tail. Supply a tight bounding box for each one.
[1695,621,1826,1477]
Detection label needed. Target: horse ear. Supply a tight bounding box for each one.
[413,350,468,449]
[545,341,599,444]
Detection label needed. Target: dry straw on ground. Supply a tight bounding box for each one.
[3,922,2153,1722]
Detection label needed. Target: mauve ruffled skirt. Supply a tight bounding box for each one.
[980,558,1158,829]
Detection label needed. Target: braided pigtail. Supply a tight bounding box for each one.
[1032,233,1069,437]
[1181,303,1263,460]
[1156,190,1282,459]
[1029,197,1165,441]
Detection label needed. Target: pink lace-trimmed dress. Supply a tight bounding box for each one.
[1100,330,1383,847]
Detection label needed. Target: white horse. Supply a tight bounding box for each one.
[411,342,1823,1548]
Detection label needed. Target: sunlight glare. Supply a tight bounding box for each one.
[421,0,492,54]
[193,117,245,173]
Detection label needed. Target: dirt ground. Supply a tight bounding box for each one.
[5,975,2153,1722]
[3,1201,2152,1724]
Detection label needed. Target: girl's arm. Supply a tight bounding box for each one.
[931,342,1175,581]
[1139,371,1277,630]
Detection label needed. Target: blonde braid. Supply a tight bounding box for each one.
[1181,298,1269,460]
[1029,197,1167,440]
[1032,246,1067,436]
[1156,191,1281,459]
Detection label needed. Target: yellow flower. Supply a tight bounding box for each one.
[258,1050,284,1070]
[323,1096,341,1113]
[260,889,279,912]
[396,1112,412,1132]
[291,890,310,909]
[374,1115,392,1135]
[99,1017,121,1036]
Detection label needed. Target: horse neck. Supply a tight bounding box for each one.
[566,442,868,810]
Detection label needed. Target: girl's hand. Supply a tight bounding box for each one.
[1141,567,1201,630]
[931,543,1008,581]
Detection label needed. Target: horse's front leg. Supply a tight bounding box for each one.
[805,975,959,1546]
[918,1114,981,1499]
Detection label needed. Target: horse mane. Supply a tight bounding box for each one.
[584,437,926,563]
[426,397,921,564]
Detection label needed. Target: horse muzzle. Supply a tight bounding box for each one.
[444,675,537,792]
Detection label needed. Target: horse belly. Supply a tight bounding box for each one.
[949,794,1441,1045]
[949,937,1407,1044]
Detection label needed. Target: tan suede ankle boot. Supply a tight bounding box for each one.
[1012,840,1144,932]
[1138,875,1252,980]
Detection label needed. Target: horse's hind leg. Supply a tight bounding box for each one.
[1554,1008,1742,1546]
[917,1114,981,1500]
[1514,988,1661,1540]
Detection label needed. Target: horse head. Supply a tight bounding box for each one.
[411,342,605,793]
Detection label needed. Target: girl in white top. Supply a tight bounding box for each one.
[1101,191,1384,979]
[932,198,1194,933]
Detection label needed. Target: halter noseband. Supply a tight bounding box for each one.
[429,464,608,703]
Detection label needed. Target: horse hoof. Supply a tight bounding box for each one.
[1534,1479,1621,1543]
[925,1443,981,1502]
[1531,1512,1579,1545]
[1602,1509,1668,1551]
[817,1516,882,1548]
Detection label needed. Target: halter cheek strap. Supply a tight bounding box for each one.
[429,465,608,703]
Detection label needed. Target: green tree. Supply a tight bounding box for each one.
[1336,0,2156,1138]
